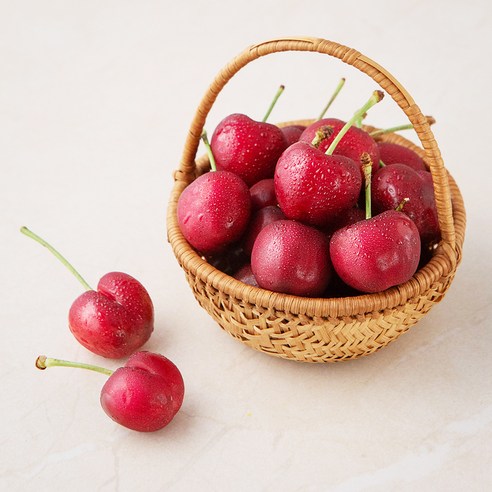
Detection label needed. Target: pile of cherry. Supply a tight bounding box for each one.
[21,226,184,432]
[178,83,440,297]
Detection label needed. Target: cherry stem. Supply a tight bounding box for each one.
[325,90,384,156]
[200,130,217,172]
[370,123,413,138]
[317,77,346,120]
[370,115,435,138]
[361,153,373,219]
[396,197,410,212]
[311,126,333,148]
[20,226,93,291]
[262,84,285,123]
[36,355,114,376]
[354,112,367,129]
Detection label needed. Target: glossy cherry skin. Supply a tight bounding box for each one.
[68,272,154,359]
[372,163,440,246]
[243,205,286,255]
[327,206,366,235]
[280,124,306,146]
[251,220,332,297]
[206,242,248,276]
[274,141,362,228]
[100,351,184,432]
[300,118,380,176]
[177,170,251,255]
[330,210,421,293]
[377,142,426,171]
[211,113,288,186]
[249,178,277,211]
[233,264,259,287]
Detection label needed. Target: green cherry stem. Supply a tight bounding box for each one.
[20,226,93,291]
[36,355,114,376]
[354,112,367,129]
[361,153,373,220]
[317,77,346,121]
[370,115,436,138]
[262,84,285,123]
[325,90,384,156]
[370,123,414,138]
[201,130,217,172]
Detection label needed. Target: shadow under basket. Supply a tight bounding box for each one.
[166,37,466,363]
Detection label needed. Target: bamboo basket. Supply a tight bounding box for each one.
[166,37,466,363]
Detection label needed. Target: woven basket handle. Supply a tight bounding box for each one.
[176,36,456,251]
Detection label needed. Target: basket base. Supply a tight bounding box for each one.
[185,269,456,363]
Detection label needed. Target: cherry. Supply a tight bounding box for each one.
[206,242,248,275]
[274,91,383,228]
[21,227,153,359]
[36,351,184,432]
[330,210,421,292]
[329,158,421,293]
[233,264,259,287]
[274,142,361,227]
[177,131,251,255]
[328,205,366,233]
[372,163,440,246]
[251,220,332,297]
[280,125,306,146]
[300,118,380,176]
[249,178,277,210]
[243,205,286,255]
[377,142,426,171]
[210,86,288,186]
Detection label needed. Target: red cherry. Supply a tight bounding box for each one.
[251,220,332,297]
[36,351,184,433]
[377,142,426,171]
[330,209,421,293]
[233,264,259,287]
[21,227,153,359]
[249,178,277,210]
[177,170,252,255]
[210,113,288,186]
[300,118,380,176]
[243,205,286,255]
[372,163,440,246]
[69,272,154,359]
[280,125,306,146]
[274,141,362,227]
[101,351,184,432]
[206,242,248,275]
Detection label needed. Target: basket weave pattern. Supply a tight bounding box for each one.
[167,37,466,363]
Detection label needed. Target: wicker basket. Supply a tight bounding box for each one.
[166,37,466,363]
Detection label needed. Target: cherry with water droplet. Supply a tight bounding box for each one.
[36,351,184,432]
[21,227,154,359]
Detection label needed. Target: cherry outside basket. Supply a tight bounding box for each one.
[166,37,466,363]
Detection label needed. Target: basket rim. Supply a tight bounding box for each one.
[167,128,466,319]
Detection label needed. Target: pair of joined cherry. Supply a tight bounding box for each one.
[22,227,184,432]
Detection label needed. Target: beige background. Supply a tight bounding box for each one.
[2,1,491,490]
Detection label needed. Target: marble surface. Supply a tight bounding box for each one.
[2,1,491,491]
